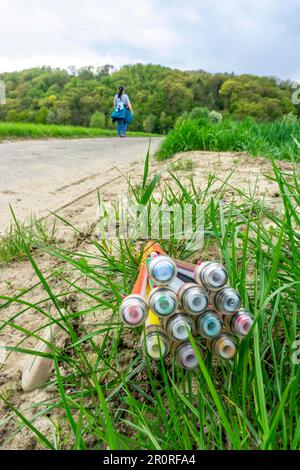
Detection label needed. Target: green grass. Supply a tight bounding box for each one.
[0,122,159,140]
[157,116,300,162]
[169,158,194,172]
[0,154,299,450]
[0,216,56,265]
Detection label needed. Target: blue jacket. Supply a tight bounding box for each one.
[111,106,133,124]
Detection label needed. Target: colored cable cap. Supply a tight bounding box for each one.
[197,311,222,339]
[167,314,193,342]
[180,284,208,315]
[211,287,241,315]
[176,343,199,369]
[119,295,148,327]
[149,287,178,317]
[214,335,237,360]
[195,262,228,291]
[233,310,253,336]
[148,255,177,285]
[146,332,170,360]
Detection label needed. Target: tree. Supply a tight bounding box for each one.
[54,100,72,124]
[0,64,298,131]
[219,75,295,121]
[161,78,194,116]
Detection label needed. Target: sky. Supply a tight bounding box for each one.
[0,0,300,80]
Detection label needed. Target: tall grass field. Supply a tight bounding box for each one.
[157,117,300,162]
[0,122,157,140]
[0,150,299,450]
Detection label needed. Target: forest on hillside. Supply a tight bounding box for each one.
[0,64,299,133]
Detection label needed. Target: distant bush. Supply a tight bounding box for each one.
[209,110,223,123]
[159,111,173,133]
[143,114,156,133]
[189,106,210,120]
[35,107,49,124]
[46,110,56,124]
[90,111,106,129]
[176,111,190,125]
[7,110,35,123]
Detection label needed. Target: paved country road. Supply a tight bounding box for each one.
[0,137,163,232]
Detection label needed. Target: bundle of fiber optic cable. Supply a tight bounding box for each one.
[119,241,253,369]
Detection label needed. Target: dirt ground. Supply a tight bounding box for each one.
[0,149,297,449]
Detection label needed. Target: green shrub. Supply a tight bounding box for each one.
[46,110,56,124]
[143,114,156,133]
[189,106,210,120]
[159,111,173,133]
[176,111,190,125]
[35,107,49,124]
[90,111,106,128]
[209,110,223,123]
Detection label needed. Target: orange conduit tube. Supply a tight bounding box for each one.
[141,241,165,264]
[119,262,149,327]
[132,262,148,297]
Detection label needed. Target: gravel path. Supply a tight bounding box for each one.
[0,137,162,232]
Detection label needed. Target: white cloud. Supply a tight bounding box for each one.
[0,0,299,78]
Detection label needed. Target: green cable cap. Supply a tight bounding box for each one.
[156,295,176,315]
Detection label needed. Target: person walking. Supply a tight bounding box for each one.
[111,86,133,137]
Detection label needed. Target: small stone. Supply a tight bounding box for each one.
[21,324,60,393]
